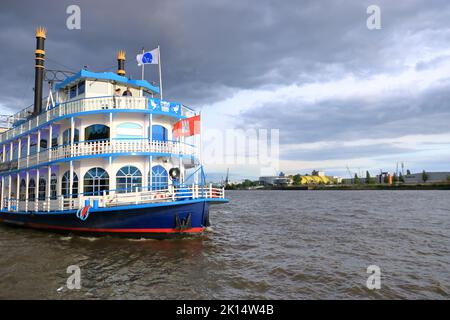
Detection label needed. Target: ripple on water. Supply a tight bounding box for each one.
[1,190,450,299]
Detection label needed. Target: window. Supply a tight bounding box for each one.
[84,124,110,141]
[50,174,57,200]
[84,167,109,196]
[116,166,142,193]
[28,179,36,201]
[52,137,58,148]
[40,139,48,150]
[151,125,168,141]
[12,144,18,160]
[62,171,78,198]
[19,179,26,200]
[78,81,85,95]
[149,165,168,190]
[69,85,77,99]
[116,123,143,139]
[21,141,27,158]
[38,178,46,200]
[29,141,37,155]
[62,128,80,145]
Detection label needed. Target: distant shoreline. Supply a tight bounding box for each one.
[227,183,450,191]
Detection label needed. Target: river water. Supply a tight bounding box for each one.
[0,190,449,299]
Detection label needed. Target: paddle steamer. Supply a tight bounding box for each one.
[0,27,227,238]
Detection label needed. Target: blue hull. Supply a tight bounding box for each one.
[0,199,227,239]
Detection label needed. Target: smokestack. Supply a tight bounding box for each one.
[33,27,46,116]
[117,51,126,76]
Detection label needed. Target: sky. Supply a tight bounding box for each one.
[1,0,450,181]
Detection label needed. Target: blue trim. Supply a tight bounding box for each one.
[55,70,160,94]
[1,198,228,215]
[0,108,186,147]
[0,152,197,177]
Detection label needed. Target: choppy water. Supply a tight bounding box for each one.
[0,190,449,299]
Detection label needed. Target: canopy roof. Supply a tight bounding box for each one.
[55,69,160,94]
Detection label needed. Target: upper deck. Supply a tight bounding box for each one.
[0,70,196,144]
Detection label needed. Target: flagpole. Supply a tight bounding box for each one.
[199,110,203,182]
[158,45,163,100]
[141,47,145,80]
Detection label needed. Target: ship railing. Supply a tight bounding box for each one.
[1,184,225,213]
[16,138,195,169]
[0,96,197,144]
[99,184,225,208]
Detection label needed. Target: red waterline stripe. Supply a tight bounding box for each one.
[25,223,205,233]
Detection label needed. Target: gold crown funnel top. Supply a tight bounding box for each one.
[117,50,126,76]
[35,26,47,38]
[117,50,126,60]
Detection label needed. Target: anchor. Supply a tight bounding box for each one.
[175,213,192,231]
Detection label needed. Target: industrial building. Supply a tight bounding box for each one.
[259,174,292,186]
[404,172,450,184]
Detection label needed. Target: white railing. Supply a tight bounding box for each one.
[0,96,196,143]
[2,184,225,213]
[15,139,195,169]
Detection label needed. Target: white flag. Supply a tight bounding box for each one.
[136,48,159,66]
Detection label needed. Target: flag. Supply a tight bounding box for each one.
[136,48,159,66]
[173,115,201,138]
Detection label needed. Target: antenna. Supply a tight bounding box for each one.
[346,165,353,184]
[225,168,230,187]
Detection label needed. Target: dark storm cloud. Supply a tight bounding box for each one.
[2,0,448,108]
[237,80,450,145]
[1,0,450,175]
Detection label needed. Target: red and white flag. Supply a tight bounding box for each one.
[173,115,201,139]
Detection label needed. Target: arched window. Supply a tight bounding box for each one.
[84,124,110,141]
[50,173,57,200]
[116,166,142,193]
[84,168,109,196]
[19,179,26,200]
[28,179,36,201]
[38,178,46,200]
[149,165,168,190]
[151,125,168,141]
[62,171,79,198]
[62,128,80,145]
[117,123,143,139]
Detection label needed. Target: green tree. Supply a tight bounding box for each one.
[241,179,256,188]
[406,169,411,175]
[354,173,359,184]
[399,172,405,183]
[393,173,398,183]
[365,171,371,184]
[422,170,429,183]
[292,174,302,185]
